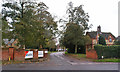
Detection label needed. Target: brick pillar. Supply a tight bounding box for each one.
[9,47,14,60]
[86,49,98,59]
[31,49,38,61]
[42,49,48,58]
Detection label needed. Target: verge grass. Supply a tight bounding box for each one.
[93,59,120,62]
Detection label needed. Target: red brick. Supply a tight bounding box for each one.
[86,49,98,59]
[9,47,14,60]
[14,49,25,61]
[41,49,48,58]
[2,49,9,61]
[31,49,38,61]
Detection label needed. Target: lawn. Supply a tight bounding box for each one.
[67,53,86,59]
[93,59,120,62]
[65,52,87,60]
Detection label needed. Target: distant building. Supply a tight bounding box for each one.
[86,25,115,48]
[115,36,120,45]
[116,36,120,41]
[2,39,19,48]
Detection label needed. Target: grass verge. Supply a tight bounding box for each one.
[2,60,25,65]
[2,57,48,65]
[0,61,2,65]
[48,51,58,54]
[65,52,87,60]
[93,59,120,62]
[65,52,120,62]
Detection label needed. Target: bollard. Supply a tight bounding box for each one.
[9,56,11,61]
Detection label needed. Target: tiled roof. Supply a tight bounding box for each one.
[3,39,9,44]
[86,31,115,39]
[86,31,97,39]
[3,39,15,44]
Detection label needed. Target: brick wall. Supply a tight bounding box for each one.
[2,48,9,61]
[0,50,2,60]
[2,48,48,61]
[86,49,98,59]
[14,49,25,61]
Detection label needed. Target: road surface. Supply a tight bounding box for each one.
[2,52,119,70]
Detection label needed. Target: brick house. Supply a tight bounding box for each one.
[86,25,115,49]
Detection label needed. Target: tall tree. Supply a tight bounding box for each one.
[60,2,92,53]
[2,0,58,49]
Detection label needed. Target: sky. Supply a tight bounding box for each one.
[0,0,120,45]
[38,0,119,37]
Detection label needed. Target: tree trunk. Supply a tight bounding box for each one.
[75,45,77,53]
[21,2,24,18]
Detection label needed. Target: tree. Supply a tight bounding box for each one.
[60,2,92,53]
[98,35,106,45]
[84,35,92,45]
[114,40,120,45]
[2,1,58,49]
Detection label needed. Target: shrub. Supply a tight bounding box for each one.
[94,45,120,59]
[98,35,106,45]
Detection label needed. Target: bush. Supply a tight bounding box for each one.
[94,45,120,59]
[68,47,75,53]
[98,35,106,45]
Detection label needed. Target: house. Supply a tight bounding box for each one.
[116,36,120,41]
[2,39,19,48]
[86,25,115,48]
[114,36,120,45]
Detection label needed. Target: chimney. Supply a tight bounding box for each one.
[97,25,101,32]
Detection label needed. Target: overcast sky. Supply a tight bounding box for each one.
[1,0,119,37]
[38,0,119,37]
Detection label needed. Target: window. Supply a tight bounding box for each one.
[109,38,112,42]
[8,43,11,46]
[93,40,97,44]
[14,43,17,46]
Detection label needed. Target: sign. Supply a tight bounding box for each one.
[45,51,48,53]
[25,51,33,59]
[38,51,43,57]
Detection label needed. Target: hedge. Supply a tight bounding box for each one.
[94,45,120,59]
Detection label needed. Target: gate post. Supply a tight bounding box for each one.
[9,47,14,60]
[31,49,38,61]
[42,49,48,58]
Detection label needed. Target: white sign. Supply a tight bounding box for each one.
[45,51,48,53]
[38,51,43,57]
[25,51,33,59]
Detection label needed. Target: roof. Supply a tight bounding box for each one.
[86,31,97,39]
[3,39,15,44]
[86,31,115,39]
